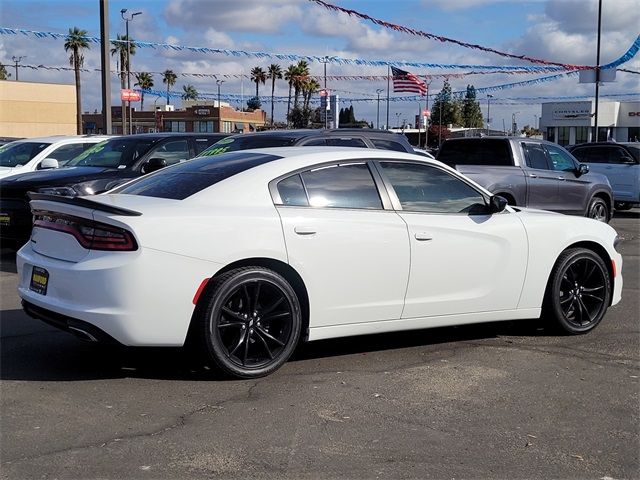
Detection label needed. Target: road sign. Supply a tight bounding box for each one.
[121,89,141,101]
[423,109,431,117]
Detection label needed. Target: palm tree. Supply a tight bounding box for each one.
[303,78,320,110]
[111,34,136,133]
[181,84,198,101]
[134,72,154,111]
[284,64,297,125]
[162,69,177,105]
[64,27,90,135]
[292,60,309,109]
[250,66,267,99]
[267,64,282,126]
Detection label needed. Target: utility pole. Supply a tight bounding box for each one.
[320,56,330,129]
[11,56,25,81]
[376,88,383,129]
[216,79,224,132]
[593,0,603,142]
[99,0,112,134]
[121,8,142,135]
[486,94,493,135]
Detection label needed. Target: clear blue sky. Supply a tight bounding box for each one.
[1,0,638,128]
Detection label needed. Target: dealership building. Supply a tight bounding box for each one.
[540,100,640,146]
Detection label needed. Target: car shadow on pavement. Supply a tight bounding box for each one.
[1,307,555,382]
[0,248,17,273]
[613,209,640,220]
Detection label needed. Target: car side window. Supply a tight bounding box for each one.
[300,138,327,146]
[380,162,487,214]
[325,137,368,148]
[545,144,577,171]
[607,146,631,164]
[300,163,382,209]
[371,139,407,152]
[147,139,190,166]
[48,143,86,164]
[522,143,550,170]
[277,174,309,207]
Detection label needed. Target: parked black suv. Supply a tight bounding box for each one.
[198,129,415,156]
[0,133,227,248]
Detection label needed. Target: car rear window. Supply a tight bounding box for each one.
[437,139,512,167]
[113,152,281,200]
[198,136,297,156]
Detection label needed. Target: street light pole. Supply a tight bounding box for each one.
[593,0,603,142]
[11,56,25,81]
[376,88,383,129]
[512,111,520,135]
[121,9,142,135]
[216,79,224,133]
[486,94,493,135]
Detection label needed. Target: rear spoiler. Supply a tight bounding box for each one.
[27,193,142,217]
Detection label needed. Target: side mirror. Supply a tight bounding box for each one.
[143,157,167,174]
[489,195,508,213]
[576,163,589,176]
[39,158,59,170]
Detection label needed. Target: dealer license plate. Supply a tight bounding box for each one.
[0,213,9,226]
[30,266,49,295]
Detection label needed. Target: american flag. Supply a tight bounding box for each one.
[391,66,427,95]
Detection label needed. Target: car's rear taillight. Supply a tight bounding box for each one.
[33,211,138,251]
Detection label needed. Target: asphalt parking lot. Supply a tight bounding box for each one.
[1,211,638,480]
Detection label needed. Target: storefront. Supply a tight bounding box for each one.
[540,100,640,146]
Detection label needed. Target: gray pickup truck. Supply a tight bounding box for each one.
[436,137,614,222]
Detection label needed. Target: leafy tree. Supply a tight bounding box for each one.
[284,64,298,126]
[292,60,309,109]
[162,69,177,105]
[64,27,90,134]
[111,34,135,132]
[348,105,356,124]
[288,105,313,128]
[250,66,267,98]
[181,84,198,101]
[0,64,10,80]
[427,124,451,148]
[134,71,154,111]
[431,80,461,127]
[246,96,262,111]
[302,78,320,110]
[267,64,282,126]
[461,85,484,128]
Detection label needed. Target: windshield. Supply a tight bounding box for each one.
[198,136,297,157]
[0,142,51,168]
[65,138,156,168]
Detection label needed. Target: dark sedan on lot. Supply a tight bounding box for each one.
[198,129,416,156]
[0,133,227,248]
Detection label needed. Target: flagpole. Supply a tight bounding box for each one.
[386,65,390,130]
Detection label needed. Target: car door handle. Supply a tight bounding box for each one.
[528,174,538,178]
[557,176,566,180]
[414,233,433,241]
[294,226,317,236]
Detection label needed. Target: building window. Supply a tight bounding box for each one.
[575,126,589,144]
[591,127,608,141]
[194,121,214,133]
[547,127,555,143]
[164,121,186,132]
[628,127,639,142]
[557,127,570,146]
[222,121,233,133]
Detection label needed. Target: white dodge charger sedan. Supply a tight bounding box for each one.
[16,147,623,378]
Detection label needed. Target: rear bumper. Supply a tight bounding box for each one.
[17,243,224,346]
[22,300,120,344]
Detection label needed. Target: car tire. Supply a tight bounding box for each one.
[543,248,611,334]
[587,197,609,223]
[192,267,302,379]
[614,202,633,211]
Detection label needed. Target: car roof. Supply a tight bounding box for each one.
[122,133,227,139]
[569,142,639,147]
[11,135,112,143]
[228,129,405,140]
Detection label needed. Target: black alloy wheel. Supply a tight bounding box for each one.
[544,248,611,334]
[587,197,609,223]
[194,267,301,378]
